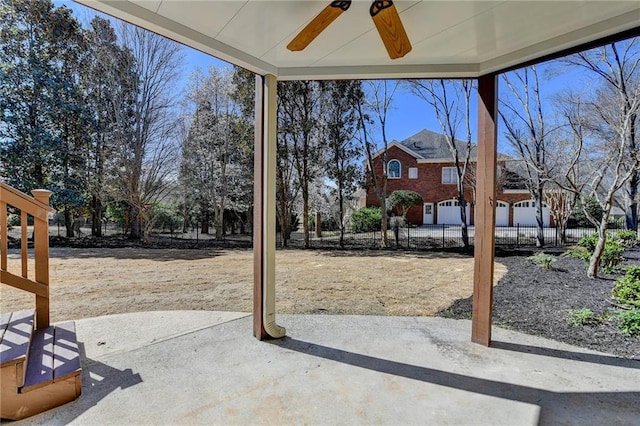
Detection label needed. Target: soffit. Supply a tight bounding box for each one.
[75,1,640,79]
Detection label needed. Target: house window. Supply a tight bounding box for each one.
[408,167,418,179]
[388,160,401,179]
[442,167,457,184]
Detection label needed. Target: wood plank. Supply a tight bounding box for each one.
[1,200,7,271]
[472,73,498,347]
[1,375,80,420]
[21,210,28,278]
[22,327,54,392]
[52,322,81,382]
[0,270,49,297]
[0,311,11,342]
[34,214,50,330]
[0,310,35,367]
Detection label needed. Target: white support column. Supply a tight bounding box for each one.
[253,74,285,340]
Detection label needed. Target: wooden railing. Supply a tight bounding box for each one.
[0,182,55,330]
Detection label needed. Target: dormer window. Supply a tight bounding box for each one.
[388,159,401,178]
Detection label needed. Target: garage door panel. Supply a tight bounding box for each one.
[437,200,470,225]
[513,200,550,226]
[496,201,509,226]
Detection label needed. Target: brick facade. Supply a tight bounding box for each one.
[366,144,533,225]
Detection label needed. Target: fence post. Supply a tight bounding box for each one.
[442,226,445,248]
[516,223,519,246]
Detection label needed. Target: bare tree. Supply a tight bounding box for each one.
[562,39,640,232]
[114,24,183,240]
[543,185,576,245]
[500,65,558,247]
[356,80,399,248]
[407,79,475,248]
[552,91,640,277]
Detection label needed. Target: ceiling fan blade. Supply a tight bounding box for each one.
[370,0,412,59]
[287,1,351,51]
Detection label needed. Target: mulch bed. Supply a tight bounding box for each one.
[439,247,640,360]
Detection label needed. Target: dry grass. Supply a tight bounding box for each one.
[1,247,506,322]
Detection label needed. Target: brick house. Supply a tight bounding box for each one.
[365,129,550,226]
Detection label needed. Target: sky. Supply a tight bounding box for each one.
[56,0,582,153]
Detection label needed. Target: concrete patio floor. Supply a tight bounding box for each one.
[11,311,640,425]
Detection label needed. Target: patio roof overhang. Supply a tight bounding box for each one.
[74,0,639,345]
[74,1,640,80]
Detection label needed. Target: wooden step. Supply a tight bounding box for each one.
[1,315,82,421]
[0,309,35,387]
[22,322,82,393]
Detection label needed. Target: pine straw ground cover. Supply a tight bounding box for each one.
[2,246,638,359]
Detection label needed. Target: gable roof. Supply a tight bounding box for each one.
[400,129,477,161]
[372,128,515,163]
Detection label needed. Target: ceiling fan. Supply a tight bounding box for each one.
[287,0,412,60]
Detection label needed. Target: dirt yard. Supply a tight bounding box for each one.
[1,247,505,322]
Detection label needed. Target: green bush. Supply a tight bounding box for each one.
[615,230,639,248]
[387,190,423,220]
[577,234,598,252]
[573,233,626,270]
[563,245,591,262]
[566,308,601,327]
[601,241,625,269]
[612,266,640,308]
[617,309,640,337]
[527,252,556,270]
[350,207,382,233]
[150,205,182,231]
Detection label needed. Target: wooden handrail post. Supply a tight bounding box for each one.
[31,189,52,329]
[31,189,52,207]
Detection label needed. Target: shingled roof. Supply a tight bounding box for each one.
[397,129,478,160]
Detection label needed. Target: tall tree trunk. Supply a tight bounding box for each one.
[201,207,210,234]
[380,192,388,248]
[64,210,74,238]
[277,166,289,247]
[338,179,345,248]
[626,171,638,231]
[129,204,140,240]
[459,194,469,248]
[588,218,609,278]
[302,183,310,248]
[91,196,103,237]
[215,204,224,239]
[535,186,545,247]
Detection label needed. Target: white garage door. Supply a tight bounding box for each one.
[437,199,471,225]
[496,201,509,226]
[513,200,550,226]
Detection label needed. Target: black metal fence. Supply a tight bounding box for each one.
[7,217,625,250]
[283,224,615,250]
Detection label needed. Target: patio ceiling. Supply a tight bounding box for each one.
[75,1,640,80]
